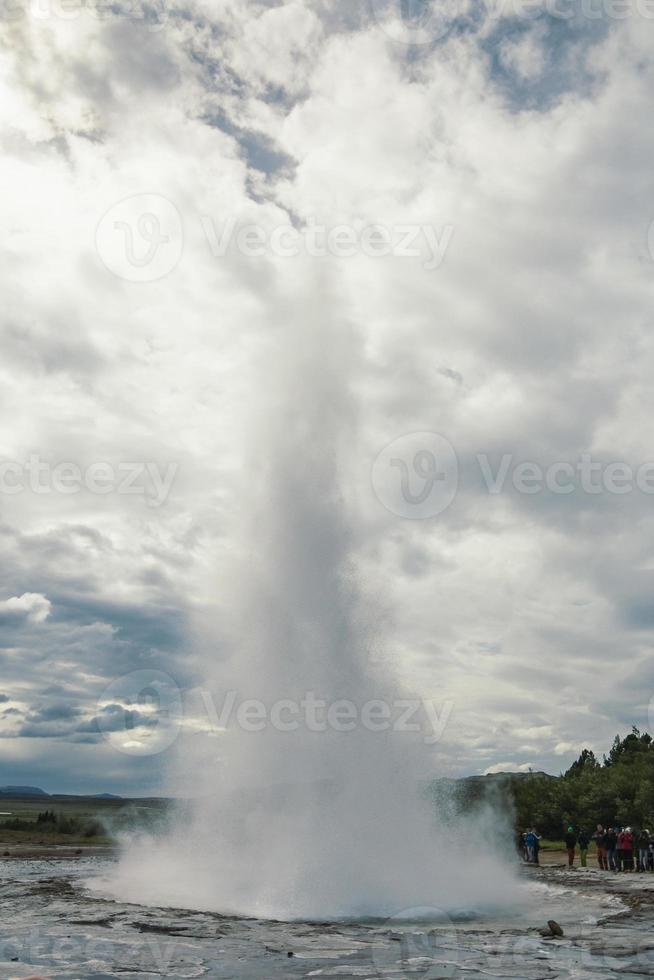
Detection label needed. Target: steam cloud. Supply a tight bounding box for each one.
[97,271,522,920]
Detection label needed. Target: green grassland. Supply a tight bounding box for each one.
[0,794,170,848]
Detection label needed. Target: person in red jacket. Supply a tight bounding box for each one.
[621,827,634,872]
[616,827,626,871]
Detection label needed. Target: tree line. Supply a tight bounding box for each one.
[511,728,654,837]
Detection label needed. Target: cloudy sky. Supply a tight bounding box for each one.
[1,0,654,795]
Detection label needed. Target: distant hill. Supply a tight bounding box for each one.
[466,771,556,783]
[424,770,560,825]
[426,771,555,789]
[0,785,50,797]
[90,793,123,799]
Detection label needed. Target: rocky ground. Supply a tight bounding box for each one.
[1,854,653,979]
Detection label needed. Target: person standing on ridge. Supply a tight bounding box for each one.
[564,826,577,868]
[606,827,618,871]
[578,829,590,868]
[593,825,608,870]
[617,827,627,871]
[516,830,529,861]
[525,829,536,863]
[622,827,634,872]
[636,829,649,872]
[532,829,541,865]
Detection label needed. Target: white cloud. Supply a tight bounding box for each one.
[483,762,534,776]
[554,741,593,757]
[0,593,51,624]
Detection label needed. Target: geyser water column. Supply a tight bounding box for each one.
[101,272,521,920]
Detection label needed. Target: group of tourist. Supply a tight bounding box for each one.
[586,825,654,872]
[518,828,543,864]
[518,825,654,871]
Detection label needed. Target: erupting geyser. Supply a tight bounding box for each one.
[97,276,520,920]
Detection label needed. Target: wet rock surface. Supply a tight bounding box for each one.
[1,857,653,978]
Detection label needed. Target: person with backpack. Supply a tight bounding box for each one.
[564,826,577,867]
[525,830,536,863]
[516,829,528,862]
[524,828,541,864]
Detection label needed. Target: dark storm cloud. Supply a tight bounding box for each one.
[76,705,154,735]
[0,521,189,680]
[0,604,190,724]
[54,594,186,649]
[18,722,80,739]
[27,703,83,723]
[15,700,156,741]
